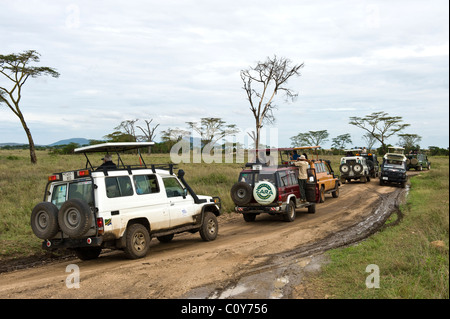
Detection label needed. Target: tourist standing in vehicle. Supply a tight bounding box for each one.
[295,155,308,201]
[97,154,117,170]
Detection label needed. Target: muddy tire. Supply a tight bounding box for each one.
[283,201,296,222]
[200,212,218,241]
[307,203,316,214]
[74,247,102,260]
[332,183,340,198]
[58,199,92,238]
[318,186,325,203]
[124,223,151,259]
[30,202,60,239]
[243,213,257,222]
[230,182,253,205]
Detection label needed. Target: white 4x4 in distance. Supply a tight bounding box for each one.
[30,143,221,260]
[339,149,371,183]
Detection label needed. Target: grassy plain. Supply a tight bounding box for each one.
[311,156,449,299]
[1,150,448,299]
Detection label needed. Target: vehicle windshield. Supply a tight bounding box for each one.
[239,171,277,186]
[51,180,93,209]
[383,160,405,169]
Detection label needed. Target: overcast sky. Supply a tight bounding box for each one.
[1,0,448,149]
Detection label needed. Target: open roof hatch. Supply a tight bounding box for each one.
[74,142,155,171]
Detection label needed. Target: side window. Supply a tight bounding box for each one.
[51,184,67,209]
[278,171,289,187]
[289,171,297,185]
[163,177,185,198]
[133,175,160,195]
[105,176,133,198]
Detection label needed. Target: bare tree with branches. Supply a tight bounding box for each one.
[240,55,304,152]
[137,119,160,154]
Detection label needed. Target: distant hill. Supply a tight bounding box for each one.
[48,138,90,146]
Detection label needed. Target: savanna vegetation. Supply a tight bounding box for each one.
[0,150,448,299]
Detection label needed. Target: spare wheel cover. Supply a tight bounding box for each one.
[253,181,277,205]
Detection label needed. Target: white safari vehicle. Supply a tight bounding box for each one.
[30,142,221,260]
[339,149,371,183]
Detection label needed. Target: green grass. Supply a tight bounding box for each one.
[312,156,449,299]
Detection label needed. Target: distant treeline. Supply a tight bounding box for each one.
[1,142,448,156]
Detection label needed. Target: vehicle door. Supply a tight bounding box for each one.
[162,177,196,227]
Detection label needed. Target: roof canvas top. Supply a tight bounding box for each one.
[74,142,155,154]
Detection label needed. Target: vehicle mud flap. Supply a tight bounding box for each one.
[305,182,316,203]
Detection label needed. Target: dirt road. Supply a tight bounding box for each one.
[0,177,410,299]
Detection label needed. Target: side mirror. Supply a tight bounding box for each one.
[183,188,188,198]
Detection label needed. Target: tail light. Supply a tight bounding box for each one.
[48,174,61,181]
[77,170,90,177]
[97,218,104,235]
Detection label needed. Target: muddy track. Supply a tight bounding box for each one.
[0,173,417,299]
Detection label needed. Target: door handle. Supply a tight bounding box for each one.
[170,202,175,206]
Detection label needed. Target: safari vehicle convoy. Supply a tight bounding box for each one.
[30,142,221,260]
[230,147,340,222]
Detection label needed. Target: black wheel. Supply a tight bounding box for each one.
[157,234,174,243]
[124,223,151,259]
[332,183,339,198]
[199,212,218,241]
[353,163,363,174]
[339,164,350,174]
[30,202,59,239]
[318,186,325,203]
[283,201,296,222]
[74,247,102,260]
[243,213,257,222]
[307,203,316,214]
[58,199,92,238]
[230,182,253,205]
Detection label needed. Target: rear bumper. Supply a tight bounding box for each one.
[42,236,103,250]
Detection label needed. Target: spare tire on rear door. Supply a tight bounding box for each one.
[230,182,253,205]
[58,199,92,238]
[30,202,60,239]
[253,181,277,205]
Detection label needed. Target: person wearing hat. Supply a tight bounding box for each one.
[97,154,117,170]
[294,155,308,201]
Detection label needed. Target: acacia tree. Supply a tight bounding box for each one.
[398,133,422,152]
[0,50,60,164]
[290,130,329,148]
[186,117,239,148]
[349,111,410,154]
[331,133,352,151]
[241,55,304,152]
[137,119,160,154]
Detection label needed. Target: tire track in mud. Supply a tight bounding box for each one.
[186,182,410,299]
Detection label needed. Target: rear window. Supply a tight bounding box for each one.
[239,171,277,186]
[51,180,93,209]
